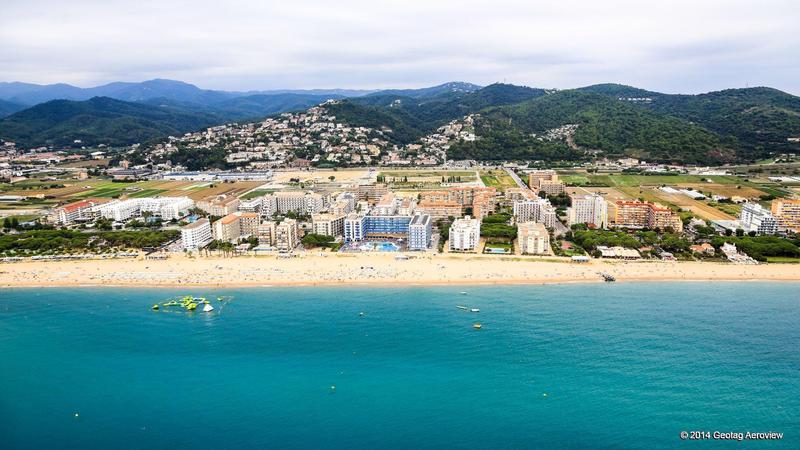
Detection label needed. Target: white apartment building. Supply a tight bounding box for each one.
[275,192,307,214]
[344,213,365,242]
[257,221,276,246]
[52,199,103,225]
[518,221,550,255]
[181,218,212,250]
[739,202,778,235]
[449,216,481,252]
[275,218,299,252]
[96,197,194,222]
[311,213,345,237]
[305,193,326,215]
[513,198,558,228]
[567,194,608,228]
[408,213,432,251]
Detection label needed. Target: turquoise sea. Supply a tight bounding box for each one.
[1,282,798,449]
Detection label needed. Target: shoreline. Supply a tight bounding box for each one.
[2,253,799,289]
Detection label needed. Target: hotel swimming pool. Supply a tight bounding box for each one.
[358,241,401,252]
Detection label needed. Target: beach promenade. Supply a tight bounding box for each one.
[1,253,798,288]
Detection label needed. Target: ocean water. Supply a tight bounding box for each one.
[1,282,798,449]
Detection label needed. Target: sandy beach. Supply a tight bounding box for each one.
[0,253,798,288]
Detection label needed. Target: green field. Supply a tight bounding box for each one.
[479,170,518,190]
[240,189,277,199]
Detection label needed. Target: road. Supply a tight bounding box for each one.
[504,167,528,189]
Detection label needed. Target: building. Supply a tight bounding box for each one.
[95,197,194,222]
[567,194,608,228]
[274,191,307,214]
[527,170,558,188]
[527,170,565,195]
[311,213,345,237]
[612,201,683,232]
[344,213,365,242]
[449,216,481,252]
[180,218,212,250]
[517,221,550,255]
[275,218,299,252]
[197,195,239,216]
[513,198,558,228]
[363,215,413,239]
[357,183,389,202]
[739,203,778,235]
[538,179,566,195]
[419,187,496,217]
[52,199,105,225]
[416,201,462,220]
[771,198,800,232]
[408,213,432,250]
[596,246,641,260]
[257,222,276,246]
[212,212,259,243]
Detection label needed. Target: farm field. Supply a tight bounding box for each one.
[2,178,265,204]
[567,186,631,203]
[271,169,373,184]
[380,170,477,182]
[616,186,735,221]
[479,169,518,190]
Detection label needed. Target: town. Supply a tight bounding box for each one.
[2,140,799,266]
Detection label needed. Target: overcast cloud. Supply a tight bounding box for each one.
[1,0,798,94]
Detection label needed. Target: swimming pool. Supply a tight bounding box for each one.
[358,241,401,252]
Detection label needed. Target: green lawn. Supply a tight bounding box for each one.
[240,189,276,199]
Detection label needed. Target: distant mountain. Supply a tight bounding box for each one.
[367,82,482,99]
[0,97,221,148]
[0,99,27,118]
[0,78,373,107]
[324,83,544,144]
[141,92,346,122]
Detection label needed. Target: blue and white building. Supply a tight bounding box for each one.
[408,213,432,250]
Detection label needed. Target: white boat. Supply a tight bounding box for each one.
[203,303,214,312]
[470,308,480,313]
[460,292,468,295]
[457,305,469,310]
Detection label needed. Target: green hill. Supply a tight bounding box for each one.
[449,91,730,164]
[579,84,800,159]
[0,97,221,148]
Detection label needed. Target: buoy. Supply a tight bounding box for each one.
[543,393,548,397]
[74,413,79,417]
[330,385,336,390]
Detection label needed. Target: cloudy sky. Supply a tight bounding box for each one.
[2,0,799,94]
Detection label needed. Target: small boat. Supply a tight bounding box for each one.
[203,303,214,312]
[473,323,482,330]
[457,305,469,310]
[359,312,365,317]
[151,304,159,310]
[460,292,468,295]
[470,308,480,313]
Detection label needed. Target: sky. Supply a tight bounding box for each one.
[2,0,799,94]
